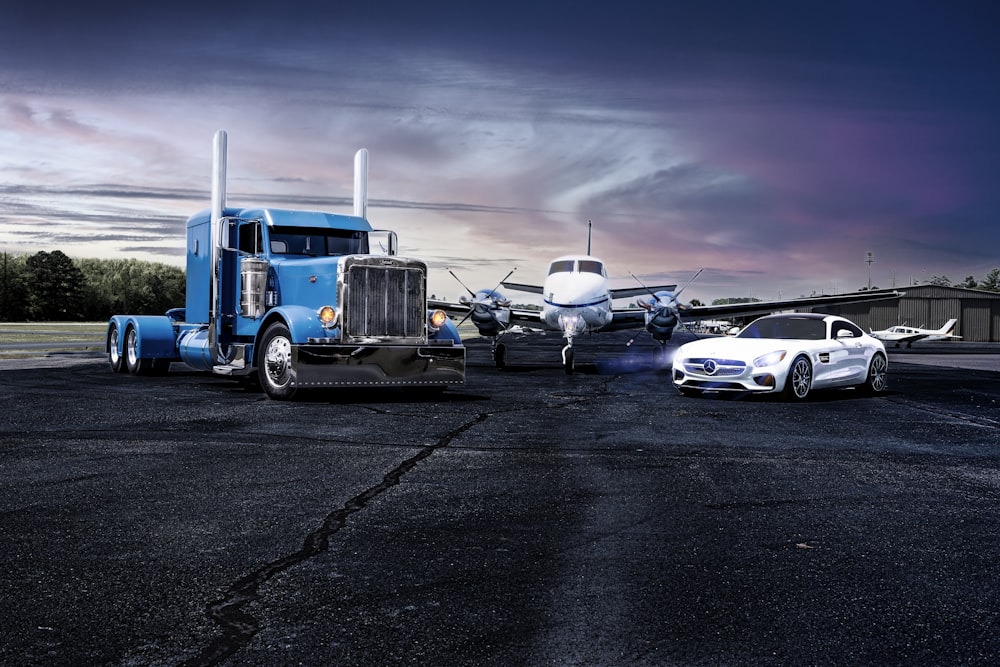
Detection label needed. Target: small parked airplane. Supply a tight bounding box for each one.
[870,319,960,347]
[432,223,905,373]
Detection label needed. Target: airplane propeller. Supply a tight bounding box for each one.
[447,267,517,368]
[626,269,704,362]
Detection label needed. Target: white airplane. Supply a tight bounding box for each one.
[434,255,680,373]
[870,319,960,348]
[432,222,905,373]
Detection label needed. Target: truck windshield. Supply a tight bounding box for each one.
[268,227,369,256]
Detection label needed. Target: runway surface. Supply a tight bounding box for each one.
[1,332,999,666]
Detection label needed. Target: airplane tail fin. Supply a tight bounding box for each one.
[937,318,958,334]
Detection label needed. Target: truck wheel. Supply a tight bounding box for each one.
[125,326,152,376]
[108,324,126,373]
[258,322,297,400]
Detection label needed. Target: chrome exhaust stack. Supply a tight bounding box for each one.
[353,148,368,219]
[210,130,228,362]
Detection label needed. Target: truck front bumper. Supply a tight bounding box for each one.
[291,343,466,388]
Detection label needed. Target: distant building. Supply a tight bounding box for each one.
[808,285,1000,342]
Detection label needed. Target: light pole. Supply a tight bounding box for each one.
[865,251,875,290]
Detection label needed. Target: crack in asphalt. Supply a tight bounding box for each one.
[180,411,491,667]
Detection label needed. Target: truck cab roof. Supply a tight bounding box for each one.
[187,207,372,232]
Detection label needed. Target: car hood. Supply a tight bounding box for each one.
[676,336,796,359]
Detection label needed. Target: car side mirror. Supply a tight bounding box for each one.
[836,329,854,338]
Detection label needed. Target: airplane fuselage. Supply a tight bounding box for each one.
[871,319,959,347]
[540,255,614,337]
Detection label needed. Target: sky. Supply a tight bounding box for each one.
[1,1,998,304]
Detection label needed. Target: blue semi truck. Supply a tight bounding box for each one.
[106,130,465,399]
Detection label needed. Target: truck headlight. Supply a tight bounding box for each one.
[318,305,338,328]
[428,309,448,331]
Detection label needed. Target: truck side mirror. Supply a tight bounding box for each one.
[369,230,398,256]
[218,217,237,251]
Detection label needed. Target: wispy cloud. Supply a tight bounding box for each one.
[1,1,998,301]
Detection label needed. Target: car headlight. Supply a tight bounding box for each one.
[428,309,448,330]
[753,350,786,367]
[317,305,338,328]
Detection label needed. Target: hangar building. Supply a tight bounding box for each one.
[810,285,1000,343]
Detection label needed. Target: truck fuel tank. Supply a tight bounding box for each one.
[240,257,269,319]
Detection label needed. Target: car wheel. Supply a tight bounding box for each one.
[859,353,888,395]
[782,355,812,400]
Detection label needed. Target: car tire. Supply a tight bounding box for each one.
[859,353,888,395]
[782,355,812,401]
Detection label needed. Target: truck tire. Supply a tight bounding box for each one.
[108,324,126,373]
[125,326,153,376]
[258,322,297,400]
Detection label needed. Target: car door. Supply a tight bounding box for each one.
[820,320,868,385]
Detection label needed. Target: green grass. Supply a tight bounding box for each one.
[0,322,107,357]
[0,320,482,358]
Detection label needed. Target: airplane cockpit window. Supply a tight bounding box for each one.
[578,259,605,276]
[548,260,575,275]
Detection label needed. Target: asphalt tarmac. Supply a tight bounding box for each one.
[1,332,999,666]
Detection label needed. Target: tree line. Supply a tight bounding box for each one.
[925,269,1000,291]
[0,250,185,322]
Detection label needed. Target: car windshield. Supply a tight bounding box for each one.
[268,226,368,256]
[738,317,826,341]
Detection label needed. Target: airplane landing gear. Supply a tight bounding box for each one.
[493,342,507,369]
[562,344,575,374]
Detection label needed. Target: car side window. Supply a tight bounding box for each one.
[832,320,863,338]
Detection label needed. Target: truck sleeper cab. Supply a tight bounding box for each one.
[106,132,464,399]
[107,207,464,399]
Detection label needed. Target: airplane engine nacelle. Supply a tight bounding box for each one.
[463,289,510,337]
[646,315,678,342]
[644,292,679,342]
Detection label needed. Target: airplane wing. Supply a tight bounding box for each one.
[609,285,676,300]
[871,330,923,343]
[602,289,905,331]
[682,290,905,321]
[502,282,679,300]
[501,282,545,295]
[428,298,544,328]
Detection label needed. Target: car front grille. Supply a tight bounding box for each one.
[683,358,747,377]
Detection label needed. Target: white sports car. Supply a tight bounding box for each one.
[672,313,888,400]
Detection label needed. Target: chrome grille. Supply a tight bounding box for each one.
[684,358,747,377]
[344,260,426,341]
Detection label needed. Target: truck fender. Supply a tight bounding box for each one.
[107,315,178,360]
[258,306,328,344]
[430,315,463,344]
